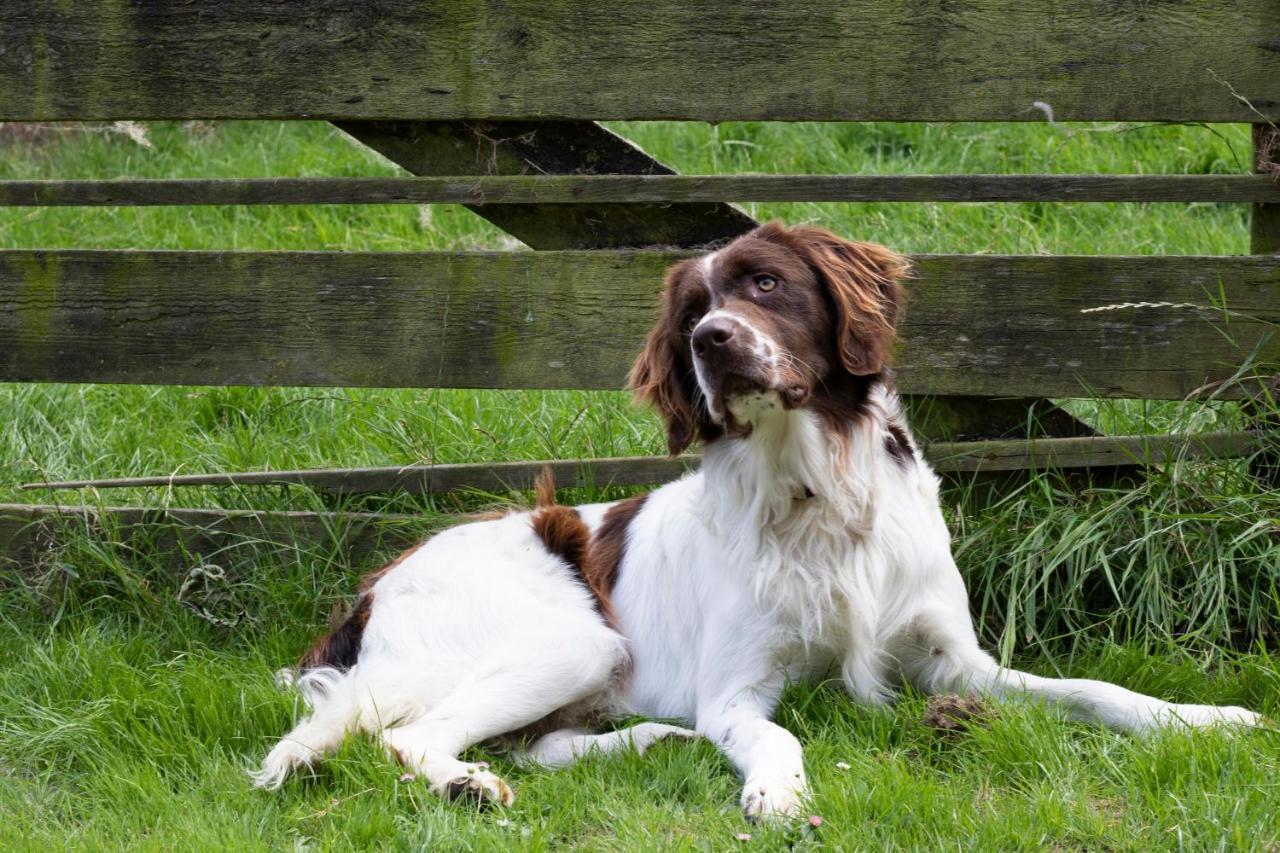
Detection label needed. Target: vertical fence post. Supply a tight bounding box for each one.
[1253,125,1280,252]
[1250,124,1280,488]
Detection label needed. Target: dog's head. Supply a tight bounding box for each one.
[629,222,909,456]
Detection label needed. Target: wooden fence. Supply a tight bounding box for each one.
[1,1,1278,557]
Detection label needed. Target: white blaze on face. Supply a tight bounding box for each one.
[710,310,779,368]
[690,246,786,423]
[692,309,781,371]
[698,250,719,290]
[690,306,784,425]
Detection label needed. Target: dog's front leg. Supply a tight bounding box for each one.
[697,684,808,822]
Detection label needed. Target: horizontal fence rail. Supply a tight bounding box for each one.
[3,250,1278,400]
[2,2,1277,122]
[20,432,1263,495]
[0,503,428,565]
[3,175,1280,207]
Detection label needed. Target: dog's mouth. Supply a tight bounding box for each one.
[723,370,811,406]
[720,372,769,400]
[706,371,812,428]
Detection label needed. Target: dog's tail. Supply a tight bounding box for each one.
[250,667,362,790]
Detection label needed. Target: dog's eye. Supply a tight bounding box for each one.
[683,314,699,333]
[755,275,778,292]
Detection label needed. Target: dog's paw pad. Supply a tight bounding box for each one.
[741,777,807,823]
[441,765,515,808]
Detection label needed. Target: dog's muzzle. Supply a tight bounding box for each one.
[691,312,811,415]
[692,315,770,388]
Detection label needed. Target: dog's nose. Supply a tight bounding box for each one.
[692,318,736,356]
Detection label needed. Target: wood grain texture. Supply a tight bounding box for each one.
[20,432,1260,494]
[3,250,1278,399]
[335,121,754,249]
[333,123,1090,439]
[0,503,428,570]
[4,174,1280,207]
[1,2,1276,122]
[20,457,696,495]
[927,431,1261,473]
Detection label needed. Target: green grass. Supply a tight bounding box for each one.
[1,119,1278,849]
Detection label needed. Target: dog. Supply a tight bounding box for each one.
[253,221,1260,820]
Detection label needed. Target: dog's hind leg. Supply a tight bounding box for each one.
[512,723,699,769]
[897,607,1261,734]
[381,629,626,806]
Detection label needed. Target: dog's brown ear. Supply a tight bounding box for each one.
[773,225,910,376]
[628,261,699,457]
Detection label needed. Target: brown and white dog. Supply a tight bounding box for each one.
[253,222,1259,820]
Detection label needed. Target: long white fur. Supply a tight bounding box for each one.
[254,322,1261,822]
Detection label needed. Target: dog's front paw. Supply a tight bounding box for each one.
[438,763,515,808]
[741,774,808,823]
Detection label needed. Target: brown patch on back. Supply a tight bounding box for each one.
[530,469,620,627]
[533,506,590,579]
[298,592,374,672]
[588,493,650,597]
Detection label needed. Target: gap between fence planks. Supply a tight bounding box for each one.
[2,175,1279,207]
[20,432,1263,495]
[334,121,757,251]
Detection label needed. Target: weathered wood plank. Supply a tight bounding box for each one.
[1,2,1276,122]
[3,250,1278,400]
[336,123,1092,439]
[928,431,1262,473]
[19,457,695,496]
[335,122,754,249]
[0,503,429,570]
[4,174,1280,207]
[346,125,1068,442]
[18,432,1262,495]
